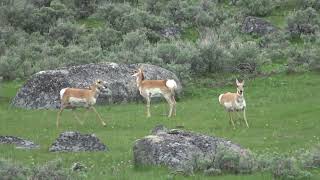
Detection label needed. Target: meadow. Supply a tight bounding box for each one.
[0,72,320,179]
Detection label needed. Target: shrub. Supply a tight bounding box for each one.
[286,7,320,38]
[228,40,261,73]
[213,145,256,174]
[297,0,320,11]
[286,45,320,73]
[59,44,103,66]
[299,145,320,169]
[272,156,311,180]
[236,0,274,17]
[121,30,149,52]
[0,159,28,179]
[143,0,164,15]
[30,0,53,7]
[93,3,132,27]
[197,38,227,73]
[48,21,84,46]
[162,0,188,25]
[74,0,97,18]
[94,28,122,50]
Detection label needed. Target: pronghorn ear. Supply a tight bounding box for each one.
[236,79,240,85]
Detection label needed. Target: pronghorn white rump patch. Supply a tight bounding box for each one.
[166,79,177,89]
[218,94,223,103]
[60,88,67,99]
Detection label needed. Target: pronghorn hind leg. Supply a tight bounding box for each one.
[172,95,177,117]
[146,97,151,118]
[228,111,236,129]
[164,94,174,118]
[72,109,83,125]
[243,109,249,128]
[56,106,65,128]
[90,106,106,127]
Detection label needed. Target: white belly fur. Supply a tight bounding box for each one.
[69,97,89,107]
[223,99,246,111]
[146,88,162,97]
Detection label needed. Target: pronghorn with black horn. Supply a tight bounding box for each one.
[56,79,107,128]
[218,79,248,129]
[132,68,177,118]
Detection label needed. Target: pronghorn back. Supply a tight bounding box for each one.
[60,88,93,100]
[219,92,238,104]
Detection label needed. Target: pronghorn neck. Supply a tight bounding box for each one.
[135,72,144,87]
[236,93,245,102]
[90,84,101,98]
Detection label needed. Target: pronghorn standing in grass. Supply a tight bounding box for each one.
[219,79,249,129]
[132,68,177,118]
[56,80,107,128]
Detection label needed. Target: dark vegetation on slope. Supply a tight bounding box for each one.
[0,0,320,82]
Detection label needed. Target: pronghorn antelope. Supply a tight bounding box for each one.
[132,68,177,118]
[218,79,249,129]
[56,80,107,128]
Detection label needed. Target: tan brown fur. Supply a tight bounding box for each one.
[219,93,239,105]
[56,80,107,128]
[132,68,177,117]
[218,79,248,129]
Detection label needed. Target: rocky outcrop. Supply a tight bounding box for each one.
[49,131,107,152]
[0,136,39,149]
[159,27,180,38]
[133,125,255,174]
[11,63,182,109]
[242,16,277,35]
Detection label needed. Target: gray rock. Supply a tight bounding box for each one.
[49,131,107,152]
[0,136,39,149]
[71,162,87,172]
[242,16,277,35]
[159,27,181,38]
[11,63,182,109]
[133,126,255,174]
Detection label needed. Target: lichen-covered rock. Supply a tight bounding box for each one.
[159,27,180,38]
[133,126,255,174]
[0,136,39,149]
[11,63,182,109]
[49,131,107,152]
[242,16,277,35]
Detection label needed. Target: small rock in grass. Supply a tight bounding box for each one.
[49,131,107,152]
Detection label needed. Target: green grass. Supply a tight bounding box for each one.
[77,18,105,29]
[1,73,320,179]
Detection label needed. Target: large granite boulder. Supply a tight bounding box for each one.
[0,136,39,149]
[242,16,277,35]
[11,63,182,109]
[133,125,255,174]
[49,131,107,152]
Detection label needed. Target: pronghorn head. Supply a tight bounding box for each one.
[92,79,107,91]
[131,68,145,80]
[236,79,245,96]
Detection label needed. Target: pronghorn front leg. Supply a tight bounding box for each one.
[90,106,106,127]
[228,111,236,129]
[146,96,151,117]
[72,109,84,125]
[243,108,249,128]
[56,106,65,128]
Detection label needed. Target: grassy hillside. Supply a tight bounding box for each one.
[1,72,320,179]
